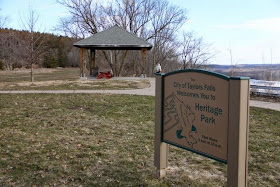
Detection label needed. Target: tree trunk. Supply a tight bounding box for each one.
[31,63,34,83]
[118,50,129,77]
[114,51,119,76]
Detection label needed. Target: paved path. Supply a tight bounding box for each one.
[249,100,280,111]
[1,78,280,111]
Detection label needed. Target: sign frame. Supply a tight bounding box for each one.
[154,69,250,187]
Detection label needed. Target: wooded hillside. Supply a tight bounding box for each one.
[0,28,79,70]
[0,28,183,76]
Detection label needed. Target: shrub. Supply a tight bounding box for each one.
[12,61,23,70]
[0,59,5,70]
[43,55,58,68]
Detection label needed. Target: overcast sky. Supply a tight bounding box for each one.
[1,0,280,65]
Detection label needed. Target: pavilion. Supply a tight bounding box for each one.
[73,25,153,77]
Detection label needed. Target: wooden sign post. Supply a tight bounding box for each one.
[154,69,250,187]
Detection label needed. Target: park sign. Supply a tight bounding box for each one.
[154,69,250,187]
[162,70,229,162]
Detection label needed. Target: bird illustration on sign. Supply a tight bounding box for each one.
[164,93,198,148]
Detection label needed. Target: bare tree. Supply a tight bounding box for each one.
[0,9,10,70]
[148,1,186,74]
[227,44,240,76]
[20,6,46,82]
[57,0,187,76]
[180,32,214,69]
[270,48,273,81]
[0,9,9,29]
[102,0,156,76]
[104,0,187,75]
[261,52,267,80]
[57,0,104,36]
[1,30,21,70]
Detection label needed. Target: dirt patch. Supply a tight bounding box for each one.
[15,80,70,87]
[131,80,150,89]
[0,79,151,90]
[0,68,57,75]
[167,156,226,184]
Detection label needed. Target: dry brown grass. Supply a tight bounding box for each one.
[0,94,279,186]
[0,68,150,90]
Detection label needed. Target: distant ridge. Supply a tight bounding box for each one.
[207,64,280,69]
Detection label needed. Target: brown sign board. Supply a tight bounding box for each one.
[155,69,250,185]
[162,70,230,163]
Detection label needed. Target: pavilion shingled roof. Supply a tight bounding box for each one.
[73,25,152,50]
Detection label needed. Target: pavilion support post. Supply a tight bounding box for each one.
[89,49,96,76]
[80,48,87,78]
[141,48,147,78]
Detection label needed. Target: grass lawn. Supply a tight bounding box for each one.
[0,68,150,90]
[0,94,279,186]
[0,68,79,82]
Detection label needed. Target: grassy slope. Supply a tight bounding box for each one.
[0,94,279,186]
[0,68,150,90]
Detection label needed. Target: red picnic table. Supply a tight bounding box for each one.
[97,71,114,79]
